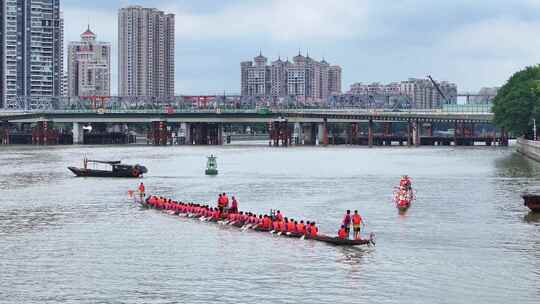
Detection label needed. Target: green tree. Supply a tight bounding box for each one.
[493,65,540,137]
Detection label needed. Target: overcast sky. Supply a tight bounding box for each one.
[62,0,540,95]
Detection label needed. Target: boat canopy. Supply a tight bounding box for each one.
[86,160,122,165]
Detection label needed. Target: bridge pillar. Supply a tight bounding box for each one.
[294,122,302,145]
[72,122,84,144]
[180,122,191,145]
[383,122,392,146]
[280,120,291,147]
[317,119,329,146]
[151,121,168,146]
[218,124,224,145]
[351,122,359,145]
[425,123,433,137]
[368,119,374,148]
[413,119,420,147]
[454,121,461,146]
[32,121,58,145]
[406,120,412,147]
[0,122,9,145]
[269,121,276,146]
[302,123,316,145]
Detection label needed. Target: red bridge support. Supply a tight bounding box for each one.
[150,121,169,146]
[32,121,59,145]
[368,119,374,148]
[269,120,291,147]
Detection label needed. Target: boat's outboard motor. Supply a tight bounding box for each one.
[135,165,148,174]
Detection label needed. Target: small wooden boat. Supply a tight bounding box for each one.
[68,158,148,178]
[522,193,540,212]
[205,155,218,175]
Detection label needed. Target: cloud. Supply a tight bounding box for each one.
[430,16,540,90]
[164,0,369,42]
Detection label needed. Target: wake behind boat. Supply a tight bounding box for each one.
[68,158,148,178]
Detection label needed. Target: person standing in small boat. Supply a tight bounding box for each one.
[217,194,225,212]
[222,193,229,210]
[138,182,145,200]
[352,210,363,240]
[230,196,238,213]
[343,210,351,239]
[275,210,283,221]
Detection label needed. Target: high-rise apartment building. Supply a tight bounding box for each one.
[67,27,111,97]
[348,78,457,109]
[240,52,342,100]
[118,5,175,97]
[0,1,4,108]
[328,65,342,95]
[1,0,64,108]
[400,78,457,109]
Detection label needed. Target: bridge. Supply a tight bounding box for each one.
[0,108,505,147]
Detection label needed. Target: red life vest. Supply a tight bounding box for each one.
[297,223,306,234]
[310,226,318,236]
[338,228,347,239]
[287,221,296,232]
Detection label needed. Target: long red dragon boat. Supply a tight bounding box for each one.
[140,196,375,247]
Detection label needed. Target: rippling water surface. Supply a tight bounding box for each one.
[0,144,539,303]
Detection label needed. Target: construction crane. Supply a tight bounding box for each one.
[427,75,451,105]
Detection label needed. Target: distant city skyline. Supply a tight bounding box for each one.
[58,0,540,96]
[241,52,342,100]
[3,0,538,97]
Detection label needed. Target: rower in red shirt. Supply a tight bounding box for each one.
[338,225,347,239]
[287,219,296,233]
[230,196,238,213]
[297,221,306,234]
[309,222,318,237]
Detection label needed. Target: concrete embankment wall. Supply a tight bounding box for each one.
[516,138,540,161]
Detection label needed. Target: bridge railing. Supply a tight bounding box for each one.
[1,107,493,116]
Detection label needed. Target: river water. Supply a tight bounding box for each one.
[0,144,538,303]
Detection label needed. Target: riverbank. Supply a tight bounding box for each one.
[516,137,540,161]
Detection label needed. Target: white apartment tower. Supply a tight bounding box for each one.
[1,0,64,108]
[67,27,111,97]
[118,6,175,97]
[241,52,342,101]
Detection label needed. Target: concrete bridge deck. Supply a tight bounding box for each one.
[0,108,493,123]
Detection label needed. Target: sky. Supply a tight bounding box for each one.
[62,0,540,95]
